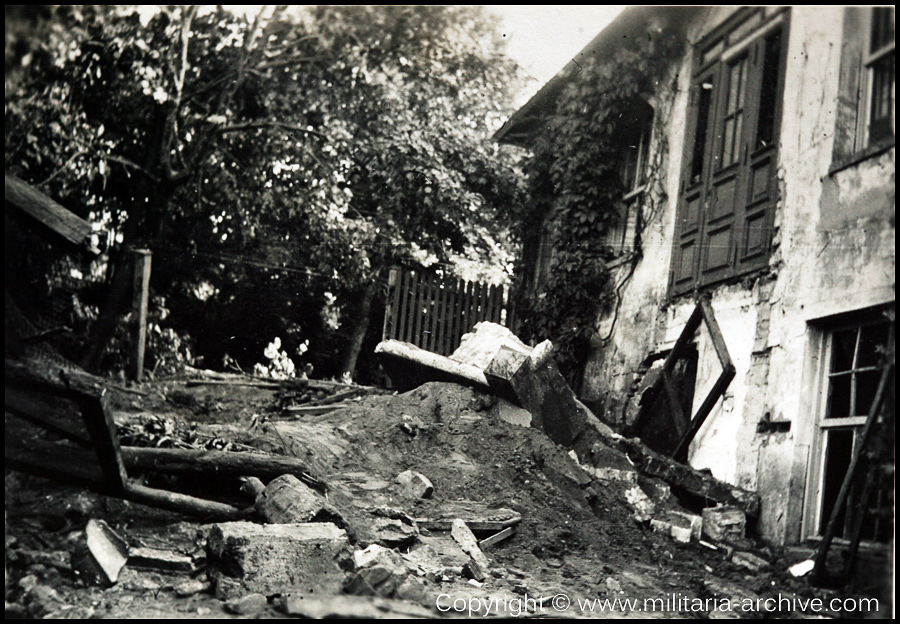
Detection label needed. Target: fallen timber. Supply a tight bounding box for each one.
[120,447,326,492]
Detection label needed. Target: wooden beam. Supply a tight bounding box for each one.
[129,250,152,382]
[628,304,703,436]
[119,446,326,492]
[122,481,249,521]
[673,367,736,462]
[5,173,95,251]
[661,369,687,437]
[699,297,735,373]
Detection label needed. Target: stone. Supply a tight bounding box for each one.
[731,551,769,572]
[788,559,814,577]
[450,519,489,569]
[206,522,347,599]
[71,520,129,587]
[651,511,702,542]
[128,547,195,573]
[225,592,268,615]
[256,474,327,524]
[344,545,410,598]
[173,579,209,597]
[368,518,418,549]
[496,399,532,427]
[624,486,656,522]
[702,506,746,542]
[462,560,487,582]
[394,575,427,602]
[396,470,434,499]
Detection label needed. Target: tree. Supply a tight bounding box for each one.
[5,5,526,379]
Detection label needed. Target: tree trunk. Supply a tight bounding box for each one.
[338,280,378,381]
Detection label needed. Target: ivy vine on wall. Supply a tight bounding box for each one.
[514,21,686,384]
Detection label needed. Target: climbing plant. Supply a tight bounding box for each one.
[514,21,686,381]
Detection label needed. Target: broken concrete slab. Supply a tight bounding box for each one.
[376,340,489,392]
[71,519,128,587]
[450,519,490,569]
[462,560,487,582]
[206,521,347,599]
[450,322,533,370]
[619,441,760,517]
[127,547,194,574]
[396,470,434,499]
[702,506,746,542]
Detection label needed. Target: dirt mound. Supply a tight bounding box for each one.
[214,383,677,572]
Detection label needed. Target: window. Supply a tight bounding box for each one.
[832,8,895,168]
[863,8,894,146]
[669,10,787,296]
[807,312,894,544]
[603,100,654,257]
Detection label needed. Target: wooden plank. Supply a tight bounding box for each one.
[436,277,448,355]
[382,266,401,342]
[415,517,521,532]
[411,272,424,349]
[493,285,505,324]
[437,277,450,355]
[699,297,735,373]
[5,173,94,249]
[627,303,704,437]
[661,369,688,437]
[282,404,347,417]
[427,274,440,352]
[450,278,464,350]
[672,366,736,462]
[78,394,128,495]
[398,269,412,343]
[5,438,107,489]
[130,249,152,382]
[479,526,516,550]
[5,389,92,447]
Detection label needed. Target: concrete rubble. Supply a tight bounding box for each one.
[71,520,129,587]
[206,521,348,599]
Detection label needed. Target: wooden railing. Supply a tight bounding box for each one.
[382,266,510,356]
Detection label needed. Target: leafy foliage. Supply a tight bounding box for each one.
[514,20,685,380]
[5,6,526,379]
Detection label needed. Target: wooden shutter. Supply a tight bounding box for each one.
[671,19,786,296]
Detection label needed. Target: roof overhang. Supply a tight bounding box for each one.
[494,6,704,148]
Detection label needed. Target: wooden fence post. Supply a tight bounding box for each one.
[129,249,152,382]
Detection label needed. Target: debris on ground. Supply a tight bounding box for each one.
[5,322,888,617]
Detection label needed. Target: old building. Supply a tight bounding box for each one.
[497,6,894,547]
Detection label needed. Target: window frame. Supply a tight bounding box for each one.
[602,99,655,259]
[860,7,895,149]
[803,311,894,544]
